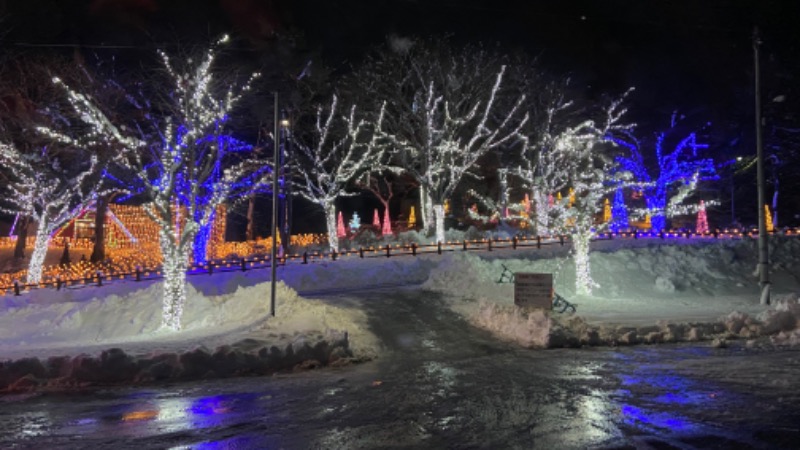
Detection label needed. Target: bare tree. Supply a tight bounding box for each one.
[290,95,387,251]
[42,36,265,331]
[0,142,101,283]
[614,111,717,231]
[0,53,110,282]
[471,88,635,295]
[353,39,528,243]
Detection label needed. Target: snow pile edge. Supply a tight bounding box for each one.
[467,294,800,349]
[0,330,354,393]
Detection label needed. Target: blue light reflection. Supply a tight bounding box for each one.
[620,404,691,431]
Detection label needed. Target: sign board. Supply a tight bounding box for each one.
[514,273,553,309]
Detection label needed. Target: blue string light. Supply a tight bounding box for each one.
[615,126,717,231]
[610,186,629,231]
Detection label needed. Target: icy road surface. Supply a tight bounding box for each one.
[1,288,799,449]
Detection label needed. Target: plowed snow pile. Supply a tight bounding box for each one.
[0,255,442,391]
[422,237,800,348]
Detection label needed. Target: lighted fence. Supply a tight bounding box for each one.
[1,227,797,296]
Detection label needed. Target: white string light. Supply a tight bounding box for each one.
[45,37,262,331]
[291,95,390,251]
[0,142,100,284]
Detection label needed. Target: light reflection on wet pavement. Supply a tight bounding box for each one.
[1,289,798,449]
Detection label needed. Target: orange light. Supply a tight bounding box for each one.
[122,410,158,421]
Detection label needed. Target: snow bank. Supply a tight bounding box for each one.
[0,332,351,392]
[472,301,553,347]
[0,267,382,392]
[422,238,800,349]
[1,279,324,349]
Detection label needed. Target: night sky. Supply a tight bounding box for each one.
[1,0,799,226]
[2,1,797,124]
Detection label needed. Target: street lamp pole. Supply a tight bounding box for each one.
[753,27,770,305]
[270,93,279,316]
[282,112,292,248]
[279,113,290,251]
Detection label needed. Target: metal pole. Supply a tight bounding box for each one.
[277,111,286,253]
[284,116,293,245]
[754,27,770,305]
[270,93,279,316]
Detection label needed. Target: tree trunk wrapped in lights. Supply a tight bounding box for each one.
[28,221,52,284]
[419,187,433,234]
[330,207,342,250]
[765,204,774,232]
[572,231,594,295]
[44,35,265,331]
[158,226,191,330]
[433,204,446,244]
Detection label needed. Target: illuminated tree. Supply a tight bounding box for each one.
[349,212,361,233]
[471,89,634,294]
[372,209,381,229]
[337,212,346,239]
[0,142,100,283]
[43,36,264,331]
[290,95,387,251]
[696,200,708,234]
[765,204,774,232]
[504,80,577,236]
[602,198,611,223]
[610,186,629,232]
[614,112,717,230]
[357,171,416,237]
[0,55,111,283]
[186,134,255,264]
[353,40,528,242]
[549,92,633,295]
[382,208,393,235]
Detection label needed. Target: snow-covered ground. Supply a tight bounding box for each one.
[424,236,800,348]
[1,235,799,391]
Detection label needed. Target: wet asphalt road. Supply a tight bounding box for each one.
[1,288,799,449]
